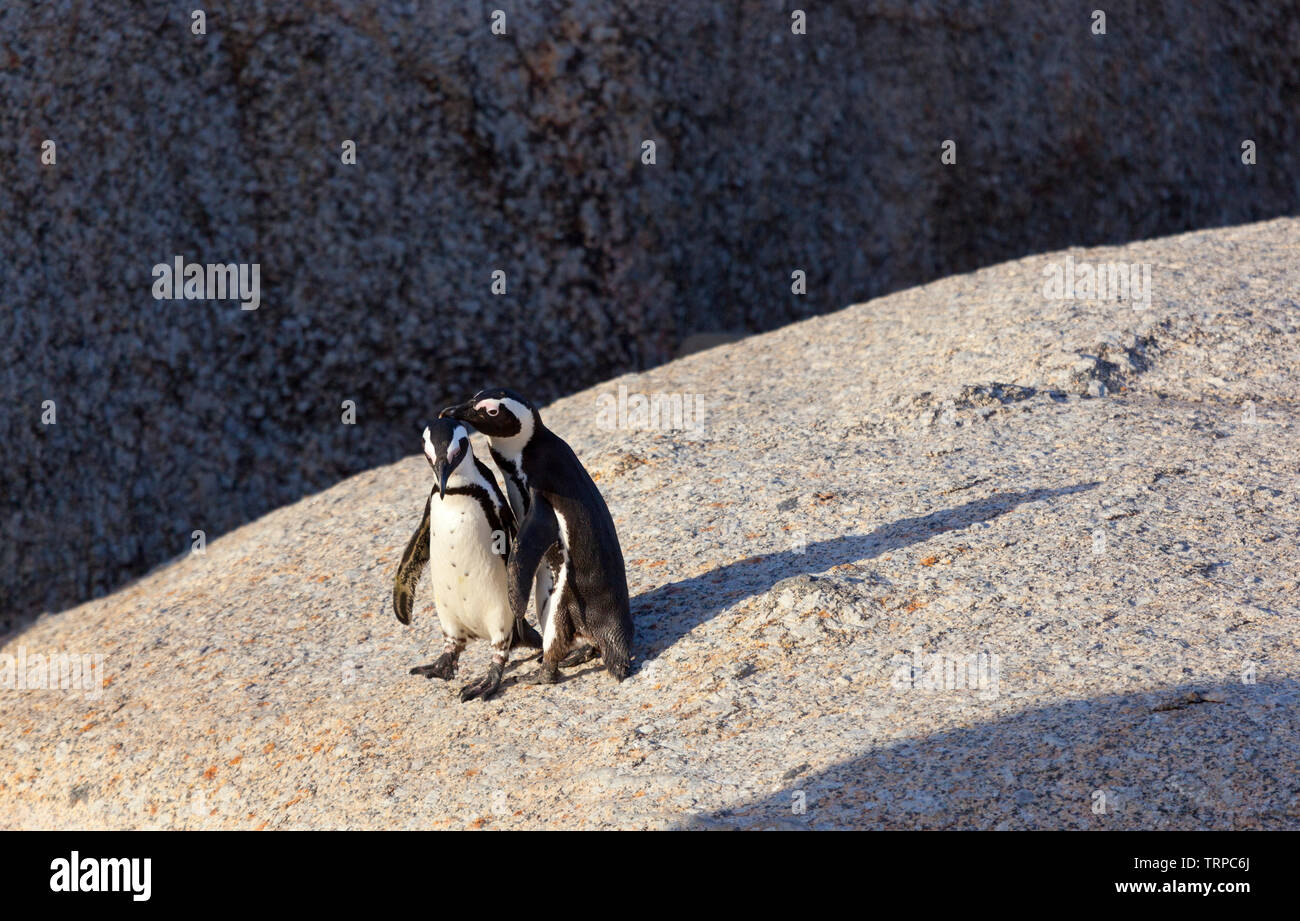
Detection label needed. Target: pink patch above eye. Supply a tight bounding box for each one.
[473,400,493,412]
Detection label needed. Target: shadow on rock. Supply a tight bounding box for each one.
[679,679,1299,830]
[635,482,1099,660]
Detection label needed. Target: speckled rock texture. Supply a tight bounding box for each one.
[3,218,1297,829]
[5,2,1300,629]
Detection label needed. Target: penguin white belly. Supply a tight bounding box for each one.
[427,495,512,643]
[533,557,557,631]
[540,508,572,648]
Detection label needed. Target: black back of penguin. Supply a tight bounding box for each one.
[524,424,631,616]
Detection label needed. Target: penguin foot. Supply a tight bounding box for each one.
[559,644,600,668]
[523,662,561,685]
[459,662,504,702]
[511,618,543,650]
[410,652,458,680]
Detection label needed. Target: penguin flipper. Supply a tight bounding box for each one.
[393,490,433,625]
[511,617,543,649]
[508,492,559,624]
[473,455,517,562]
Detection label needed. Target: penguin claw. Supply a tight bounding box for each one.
[558,644,600,668]
[410,653,458,680]
[523,662,561,685]
[459,662,505,702]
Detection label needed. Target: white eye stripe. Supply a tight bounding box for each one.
[500,397,529,419]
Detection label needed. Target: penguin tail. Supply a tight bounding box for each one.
[604,658,631,682]
[602,646,631,682]
[511,616,543,649]
[601,614,634,681]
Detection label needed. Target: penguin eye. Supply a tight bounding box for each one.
[485,405,500,417]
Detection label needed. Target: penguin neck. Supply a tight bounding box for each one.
[442,453,486,491]
[487,412,538,462]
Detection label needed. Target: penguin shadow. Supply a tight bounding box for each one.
[632,482,1100,665]
[493,655,605,692]
[684,677,1300,829]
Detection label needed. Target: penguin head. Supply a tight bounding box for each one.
[439,387,536,441]
[422,419,471,498]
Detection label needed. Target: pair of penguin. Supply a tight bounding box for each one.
[392,388,633,701]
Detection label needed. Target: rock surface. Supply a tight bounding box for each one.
[6,1,1300,627]
[3,218,1298,829]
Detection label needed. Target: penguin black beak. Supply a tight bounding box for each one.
[440,400,475,422]
[433,459,451,498]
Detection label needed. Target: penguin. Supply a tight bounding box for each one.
[440,388,633,683]
[392,418,542,701]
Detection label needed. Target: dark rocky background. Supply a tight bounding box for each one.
[3,0,1298,630]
